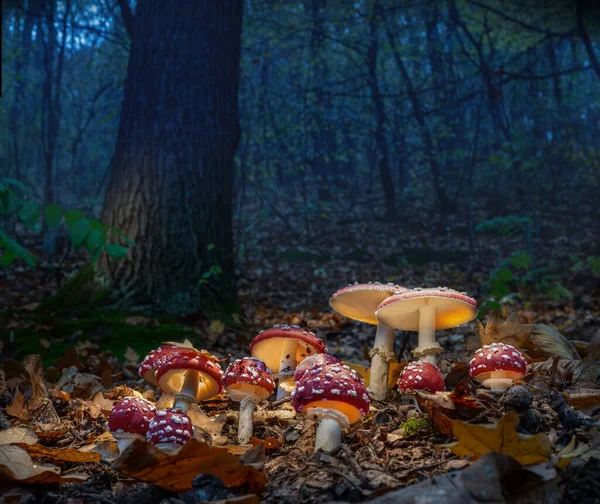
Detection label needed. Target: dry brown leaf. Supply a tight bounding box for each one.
[18,444,102,464]
[442,411,552,465]
[565,389,600,414]
[107,384,146,401]
[476,313,577,360]
[78,431,119,463]
[187,404,227,438]
[91,391,115,414]
[0,445,88,484]
[113,437,267,493]
[6,389,28,421]
[0,427,38,445]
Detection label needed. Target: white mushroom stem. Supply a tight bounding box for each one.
[111,432,141,454]
[369,323,395,400]
[414,304,442,365]
[276,339,298,399]
[309,407,350,453]
[229,391,260,444]
[481,372,515,392]
[173,370,201,412]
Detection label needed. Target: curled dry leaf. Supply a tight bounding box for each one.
[0,445,88,484]
[475,312,578,360]
[442,411,552,465]
[6,389,28,421]
[17,444,102,464]
[113,437,267,493]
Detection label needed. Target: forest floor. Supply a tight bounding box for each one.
[0,197,599,503]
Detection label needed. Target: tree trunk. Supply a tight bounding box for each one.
[367,0,396,218]
[100,0,244,312]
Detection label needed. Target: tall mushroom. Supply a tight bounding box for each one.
[292,362,369,452]
[376,287,477,366]
[250,325,327,399]
[224,357,275,444]
[329,282,407,400]
[156,353,224,412]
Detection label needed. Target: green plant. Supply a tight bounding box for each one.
[475,215,532,236]
[0,178,134,267]
[483,251,572,310]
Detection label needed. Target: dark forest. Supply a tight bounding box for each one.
[0,0,599,502]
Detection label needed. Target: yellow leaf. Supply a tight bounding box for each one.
[343,361,405,389]
[442,411,552,465]
[210,320,226,336]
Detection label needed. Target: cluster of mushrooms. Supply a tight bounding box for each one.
[107,284,528,454]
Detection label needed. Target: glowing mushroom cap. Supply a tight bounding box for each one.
[292,365,370,423]
[139,345,198,386]
[156,353,224,401]
[146,408,193,446]
[107,397,156,436]
[329,282,408,325]
[468,343,527,382]
[224,357,275,400]
[376,287,478,331]
[294,353,341,383]
[397,362,445,393]
[250,325,327,373]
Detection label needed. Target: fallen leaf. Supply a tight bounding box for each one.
[0,427,38,445]
[0,445,87,484]
[415,392,454,436]
[106,384,145,400]
[124,347,140,364]
[23,355,49,410]
[210,320,226,336]
[443,411,552,465]
[39,339,51,349]
[342,360,404,389]
[250,436,282,450]
[6,389,28,421]
[113,437,267,493]
[565,389,600,414]
[18,444,101,464]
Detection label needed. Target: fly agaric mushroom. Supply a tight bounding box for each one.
[469,343,527,392]
[156,353,224,412]
[397,361,445,393]
[146,408,193,450]
[329,282,407,400]
[139,340,201,385]
[292,363,370,452]
[294,353,341,383]
[250,325,328,399]
[224,357,275,444]
[107,397,156,452]
[376,287,477,366]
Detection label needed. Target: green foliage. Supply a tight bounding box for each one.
[483,251,573,310]
[475,216,532,236]
[400,417,428,437]
[0,178,134,267]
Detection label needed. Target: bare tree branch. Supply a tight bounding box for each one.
[576,0,600,81]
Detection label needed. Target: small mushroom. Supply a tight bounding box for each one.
[292,363,370,452]
[250,325,327,399]
[376,287,477,366]
[329,282,407,400]
[224,357,275,444]
[294,353,341,383]
[468,343,527,392]
[107,397,156,453]
[139,344,195,385]
[397,361,445,393]
[146,408,193,451]
[156,353,224,412]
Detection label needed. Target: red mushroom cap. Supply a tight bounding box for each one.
[397,362,445,393]
[157,353,224,400]
[468,343,527,381]
[107,397,156,436]
[292,364,370,423]
[146,408,193,446]
[224,357,275,399]
[250,325,328,372]
[293,354,341,383]
[139,345,198,386]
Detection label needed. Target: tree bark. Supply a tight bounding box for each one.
[367,0,396,218]
[100,0,244,311]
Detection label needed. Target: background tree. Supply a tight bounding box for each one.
[99,0,244,312]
